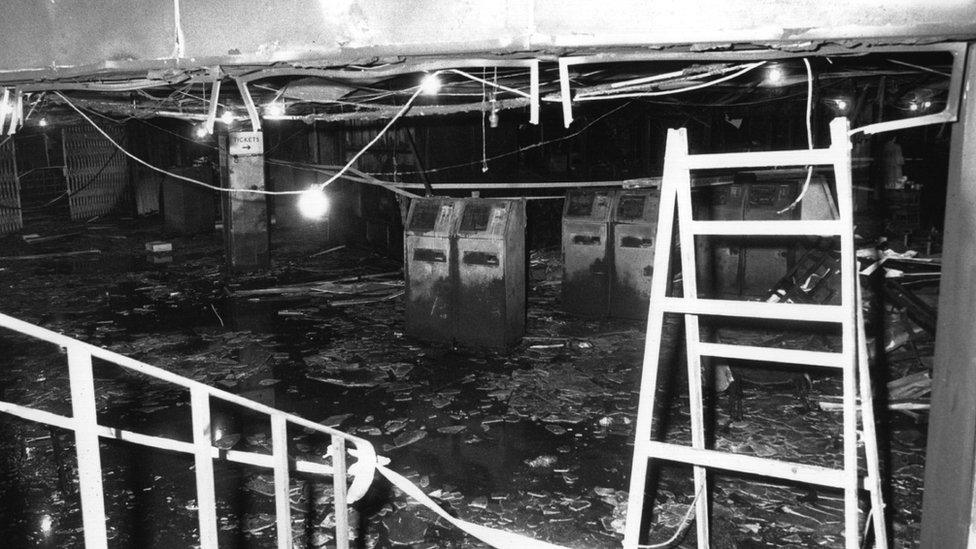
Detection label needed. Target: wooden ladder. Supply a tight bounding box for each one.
[622,117,887,549]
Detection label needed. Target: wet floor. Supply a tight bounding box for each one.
[0,218,931,548]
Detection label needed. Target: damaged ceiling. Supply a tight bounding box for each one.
[1,0,975,80]
[0,1,971,128]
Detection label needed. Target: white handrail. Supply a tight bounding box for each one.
[0,311,376,549]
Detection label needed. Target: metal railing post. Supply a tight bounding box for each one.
[271,413,292,549]
[67,346,109,548]
[190,386,219,548]
[331,436,349,549]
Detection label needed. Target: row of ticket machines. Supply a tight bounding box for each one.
[404,198,526,350]
[561,188,661,319]
[403,190,660,350]
[403,175,816,349]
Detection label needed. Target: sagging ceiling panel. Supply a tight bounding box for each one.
[0,0,974,82]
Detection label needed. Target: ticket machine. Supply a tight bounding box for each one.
[454,198,526,349]
[561,189,614,317]
[610,188,660,319]
[404,198,461,344]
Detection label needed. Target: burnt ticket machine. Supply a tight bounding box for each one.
[561,189,614,317]
[610,188,661,319]
[404,198,461,344]
[696,181,747,297]
[741,176,801,295]
[454,198,526,349]
[694,172,803,298]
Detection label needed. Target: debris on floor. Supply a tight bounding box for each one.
[0,218,938,547]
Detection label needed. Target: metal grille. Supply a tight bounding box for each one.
[63,124,128,220]
[0,139,22,234]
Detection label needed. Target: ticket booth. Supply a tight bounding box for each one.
[561,189,614,317]
[404,198,461,344]
[454,198,526,349]
[610,188,660,319]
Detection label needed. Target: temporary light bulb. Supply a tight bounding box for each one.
[264,102,285,118]
[766,65,785,85]
[38,117,48,127]
[220,110,235,124]
[40,514,52,536]
[297,187,329,219]
[420,73,441,95]
[835,99,848,112]
[908,102,919,112]
[923,100,932,109]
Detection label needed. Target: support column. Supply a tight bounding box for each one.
[220,130,269,272]
[920,45,976,548]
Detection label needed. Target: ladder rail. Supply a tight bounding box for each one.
[674,127,711,546]
[831,118,862,549]
[622,133,685,548]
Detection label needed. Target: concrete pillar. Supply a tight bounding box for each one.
[219,131,269,272]
[920,45,976,548]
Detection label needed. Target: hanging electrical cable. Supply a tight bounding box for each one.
[777,58,815,215]
[314,80,429,191]
[368,101,632,177]
[53,80,430,196]
[574,62,766,101]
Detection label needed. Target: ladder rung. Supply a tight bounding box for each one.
[661,297,846,323]
[642,441,846,489]
[697,342,845,368]
[684,148,839,170]
[688,219,844,236]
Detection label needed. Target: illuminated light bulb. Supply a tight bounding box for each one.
[908,102,919,111]
[194,124,210,139]
[40,514,52,536]
[489,109,499,128]
[38,117,48,127]
[264,102,285,118]
[766,65,785,85]
[297,187,330,219]
[835,99,848,112]
[220,110,235,124]
[923,100,932,109]
[420,73,441,95]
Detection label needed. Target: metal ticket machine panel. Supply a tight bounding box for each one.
[741,176,800,296]
[610,188,660,319]
[561,189,614,317]
[694,181,746,297]
[404,198,460,344]
[454,198,526,349]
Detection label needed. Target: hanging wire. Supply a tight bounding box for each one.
[53,79,430,195]
[777,57,816,215]
[575,62,766,101]
[368,101,632,176]
[636,481,706,549]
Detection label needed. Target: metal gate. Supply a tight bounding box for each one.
[0,138,22,234]
[63,124,128,220]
